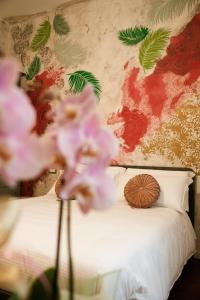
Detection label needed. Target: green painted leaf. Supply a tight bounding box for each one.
[53,14,70,36]
[27,267,59,300]
[118,26,149,45]
[149,0,199,23]
[68,70,102,98]
[26,56,41,80]
[31,20,51,52]
[139,28,170,70]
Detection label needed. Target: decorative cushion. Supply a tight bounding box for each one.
[124,174,160,208]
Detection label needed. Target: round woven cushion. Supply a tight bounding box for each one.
[124,174,160,208]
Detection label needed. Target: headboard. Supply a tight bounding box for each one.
[111,165,196,226]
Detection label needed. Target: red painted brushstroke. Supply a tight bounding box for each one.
[122,67,141,105]
[155,13,200,84]
[184,64,200,85]
[143,73,167,117]
[170,92,184,109]
[27,66,64,135]
[124,61,129,70]
[36,66,64,89]
[112,106,148,152]
[109,13,200,153]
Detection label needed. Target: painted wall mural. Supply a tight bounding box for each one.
[2,0,200,176]
[108,1,200,174]
[9,12,101,99]
[0,20,9,55]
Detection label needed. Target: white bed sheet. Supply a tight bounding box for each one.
[0,195,196,300]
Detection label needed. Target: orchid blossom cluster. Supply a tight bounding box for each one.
[0,59,52,186]
[0,58,118,213]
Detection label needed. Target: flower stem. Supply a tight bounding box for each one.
[52,199,64,300]
[67,198,74,300]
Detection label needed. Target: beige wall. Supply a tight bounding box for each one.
[0,0,69,18]
[0,20,10,54]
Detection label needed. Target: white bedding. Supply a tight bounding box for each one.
[0,195,196,300]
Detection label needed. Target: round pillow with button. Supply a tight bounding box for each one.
[124,174,160,208]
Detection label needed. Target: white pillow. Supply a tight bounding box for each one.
[106,166,126,181]
[125,168,195,178]
[117,168,194,212]
[153,175,192,211]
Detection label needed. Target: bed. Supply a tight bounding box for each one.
[0,166,197,300]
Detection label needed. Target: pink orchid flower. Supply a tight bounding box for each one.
[0,58,19,90]
[54,112,118,170]
[0,57,119,214]
[52,85,97,127]
[56,125,84,169]
[0,134,54,186]
[0,59,36,137]
[82,113,119,166]
[51,85,119,213]
[60,164,117,214]
[0,58,54,186]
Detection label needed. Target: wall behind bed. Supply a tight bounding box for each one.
[2,0,200,176]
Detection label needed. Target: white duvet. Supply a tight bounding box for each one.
[0,195,196,300]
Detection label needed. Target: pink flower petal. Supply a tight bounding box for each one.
[83,113,101,137]
[94,128,119,165]
[0,58,19,90]
[60,165,117,213]
[0,134,54,186]
[57,126,84,168]
[0,88,36,137]
[82,114,119,165]
[52,85,97,127]
[0,59,36,137]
